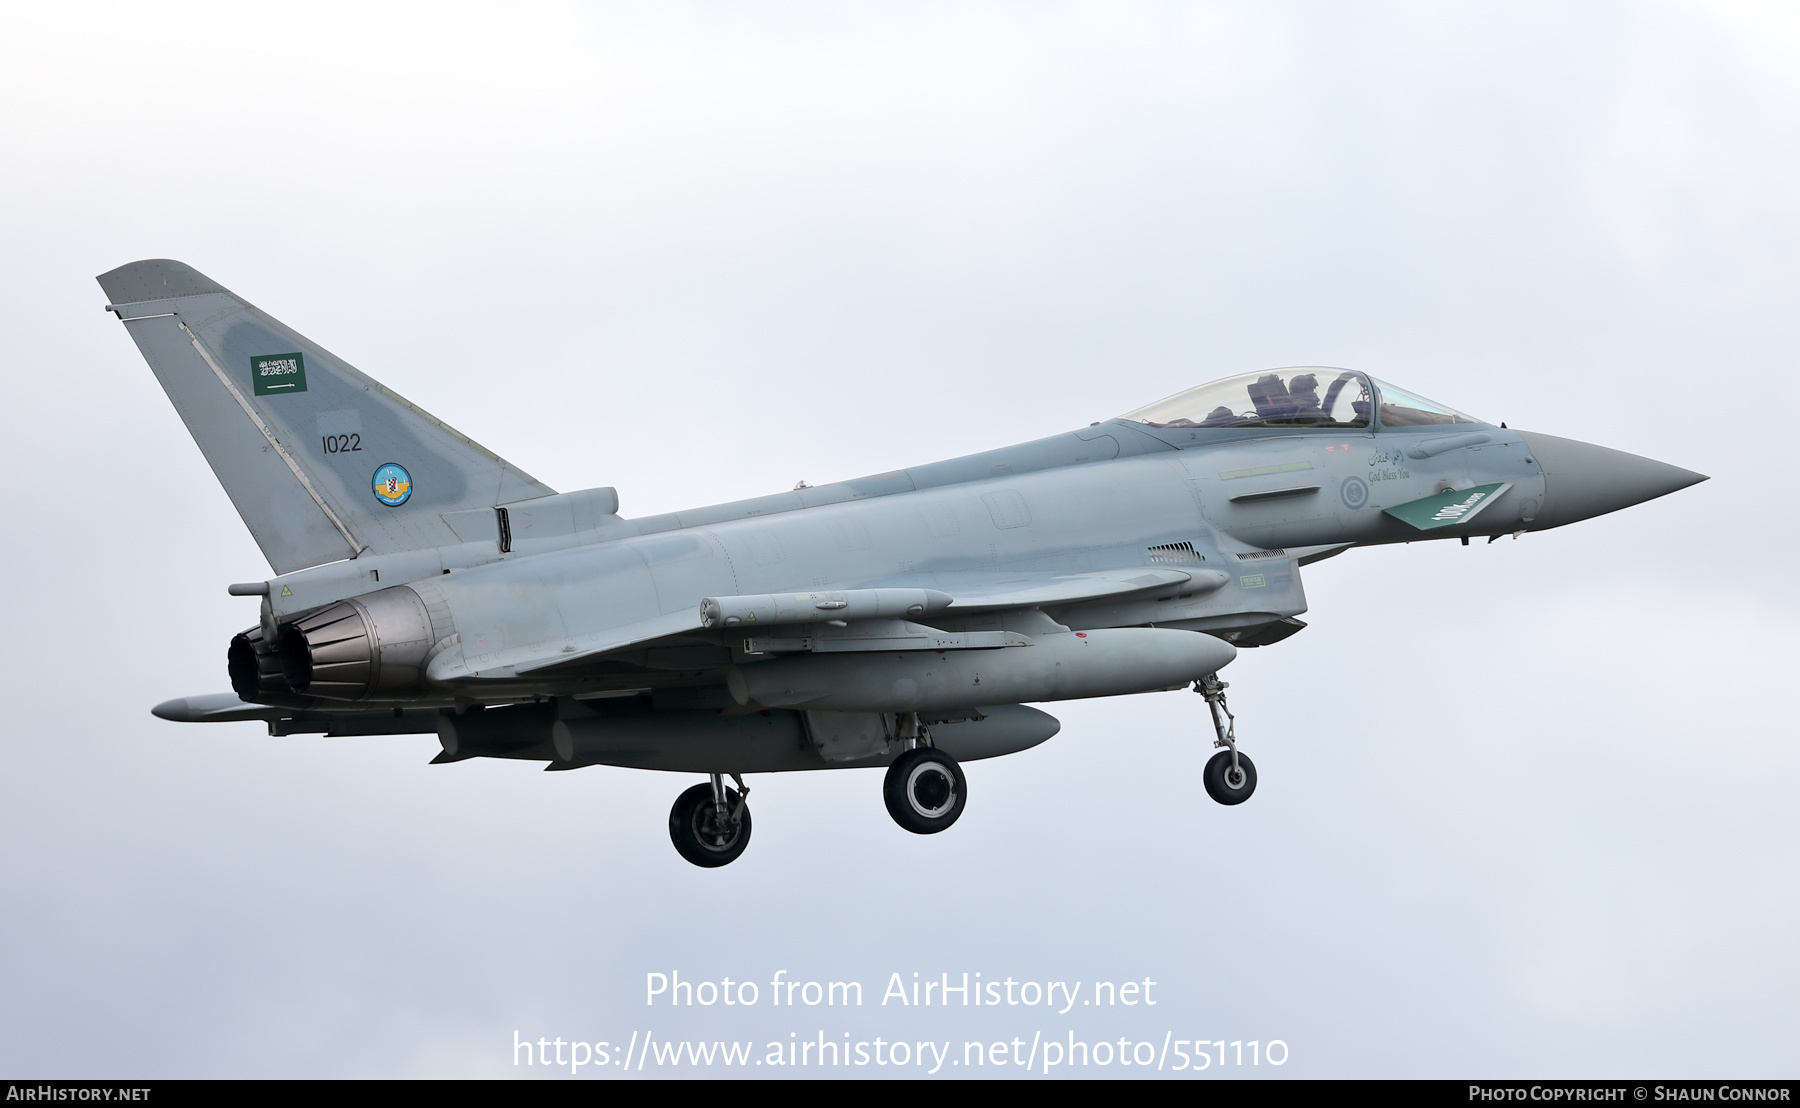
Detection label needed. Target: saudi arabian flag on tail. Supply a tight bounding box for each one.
[1384,482,1512,531]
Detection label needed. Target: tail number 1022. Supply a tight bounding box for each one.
[322,434,362,454]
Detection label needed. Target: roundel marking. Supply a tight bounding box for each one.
[1340,476,1369,510]
[372,462,413,507]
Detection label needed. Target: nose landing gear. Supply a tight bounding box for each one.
[1196,673,1257,805]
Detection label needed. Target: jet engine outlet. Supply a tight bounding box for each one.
[276,586,437,701]
[227,625,290,700]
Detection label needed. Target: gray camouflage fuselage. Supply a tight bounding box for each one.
[102,259,1705,776]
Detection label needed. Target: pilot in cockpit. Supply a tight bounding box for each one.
[1118,367,1417,432]
[1285,373,1322,421]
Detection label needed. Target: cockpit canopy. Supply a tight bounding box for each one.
[1119,368,1479,431]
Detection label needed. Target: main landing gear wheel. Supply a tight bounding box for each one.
[1202,749,1257,805]
[669,776,752,868]
[884,748,967,835]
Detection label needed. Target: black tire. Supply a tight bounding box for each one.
[1202,750,1257,805]
[668,783,752,867]
[883,748,967,834]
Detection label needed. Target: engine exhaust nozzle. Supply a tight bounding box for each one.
[275,586,437,701]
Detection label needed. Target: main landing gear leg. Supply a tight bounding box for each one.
[1195,673,1257,805]
[895,711,932,750]
[669,772,753,867]
[884,713,967,834]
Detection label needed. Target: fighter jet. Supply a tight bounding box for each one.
[103,259,1706,867]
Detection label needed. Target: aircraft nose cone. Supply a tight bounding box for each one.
[1516,430,1707,530]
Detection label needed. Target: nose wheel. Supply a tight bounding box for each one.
[1203,749,1257,804]
[669,772,752,867]
[1196,673,1257,805]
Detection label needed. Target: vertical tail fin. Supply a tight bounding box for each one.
[99,260,554,574]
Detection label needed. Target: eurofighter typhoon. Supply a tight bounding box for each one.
[104,260,1707,867]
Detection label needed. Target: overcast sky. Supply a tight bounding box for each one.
[1,0,1795,1079]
